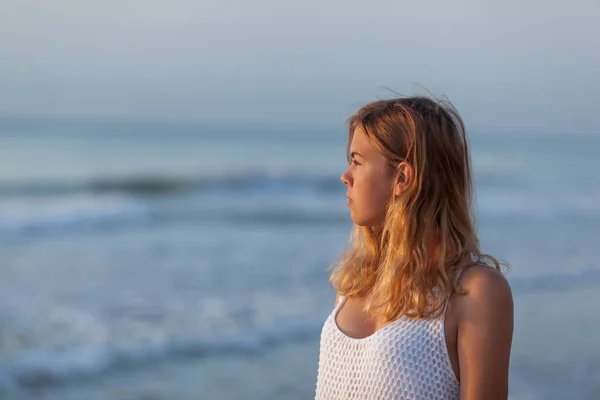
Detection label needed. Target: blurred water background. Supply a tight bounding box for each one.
[2,0,600,398]
[0,117,598,399]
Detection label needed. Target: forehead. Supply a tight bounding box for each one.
[350,126,376,155]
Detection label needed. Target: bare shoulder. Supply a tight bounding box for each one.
[457,264,513,309]
[454,265,514,398]
[454,264,514,337]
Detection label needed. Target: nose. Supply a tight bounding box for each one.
[340,168,352,187]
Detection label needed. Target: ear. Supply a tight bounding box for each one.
[393,161,413,197]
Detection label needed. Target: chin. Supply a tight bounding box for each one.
[350,211,383,227]
[349,212,374,227]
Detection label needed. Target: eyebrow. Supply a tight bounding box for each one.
[350,151,364,159]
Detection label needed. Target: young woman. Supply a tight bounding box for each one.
[315,97,514,400]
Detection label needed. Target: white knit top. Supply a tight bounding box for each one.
[315,293,460,400]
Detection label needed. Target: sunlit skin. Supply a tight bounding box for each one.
[340,126,400,227]
[338,126,514,400]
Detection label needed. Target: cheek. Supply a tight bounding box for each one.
[356,169,392,213]
[371,181,392,212]
[367,167,393,198]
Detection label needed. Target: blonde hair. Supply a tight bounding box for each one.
[329,96,504,321]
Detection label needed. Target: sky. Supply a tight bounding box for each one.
[1,0,599,133]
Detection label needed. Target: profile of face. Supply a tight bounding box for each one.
[340,127,407,227]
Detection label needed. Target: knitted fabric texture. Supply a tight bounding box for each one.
[315,295,459,400]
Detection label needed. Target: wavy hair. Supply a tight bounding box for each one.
[329,96,504,321]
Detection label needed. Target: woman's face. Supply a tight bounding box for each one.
[340,127,395,227]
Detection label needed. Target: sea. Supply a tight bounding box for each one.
[0,116,599,399]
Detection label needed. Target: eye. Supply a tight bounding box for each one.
[351,159,361,166]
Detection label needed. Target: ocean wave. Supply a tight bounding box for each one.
[0,318,322,393]
[0,194,152,237]
[0,173,343,198]
[0,199,350,238]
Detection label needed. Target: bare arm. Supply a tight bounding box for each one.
[457,267,514,399]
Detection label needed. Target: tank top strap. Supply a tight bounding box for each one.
[334,295,346,313]
[443,267,465,315]
[454,267,465,284]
